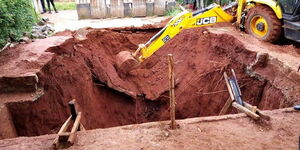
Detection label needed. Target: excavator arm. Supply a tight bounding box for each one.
[116,3,235,72]
[136,4,234,61]
[116,1,289,73]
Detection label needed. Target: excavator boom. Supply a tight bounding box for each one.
[116,0,300,73]
[116,3,235,72]
[138,4,234,61]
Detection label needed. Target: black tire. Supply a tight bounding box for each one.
[246,5,282,43]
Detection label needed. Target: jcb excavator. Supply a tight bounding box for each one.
[116,0,300,72]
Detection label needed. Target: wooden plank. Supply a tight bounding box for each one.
[223,72,235,101]
[132,0,146,17]
[168,54,176,129]
[232,102,260,120]
[243,102,258,112]
[57,117,72,134]
[67,112,82,144]
[231,69,242,95]
[80,123,86,131]
[53,116,72,148]
[243,102,270,120]
[68,99,77,120]
[58,132,70,142]
[219,97,233,115]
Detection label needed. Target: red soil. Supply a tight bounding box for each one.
[3,26,299,138]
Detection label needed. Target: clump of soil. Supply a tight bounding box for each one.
[6,26,298,137]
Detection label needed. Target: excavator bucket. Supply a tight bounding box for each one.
[116,51,139,73]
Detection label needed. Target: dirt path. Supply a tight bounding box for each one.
[208,27,300,71]
[0,108,299,150]
[42,10,168,32]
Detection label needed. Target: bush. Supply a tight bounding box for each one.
[166,6,182,16]
[0,0,37,48]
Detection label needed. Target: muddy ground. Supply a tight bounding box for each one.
[0,24,299,142]
[0,108,299,150]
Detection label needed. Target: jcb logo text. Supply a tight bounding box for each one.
[196,17,217,25]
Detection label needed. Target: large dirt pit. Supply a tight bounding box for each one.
[1,25,300,138]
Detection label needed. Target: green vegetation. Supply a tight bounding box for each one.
[55,2,76,10]
[166,6,183,16]
[0,0,37,48]
[167,0,235,16]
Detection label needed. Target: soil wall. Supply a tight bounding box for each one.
[5,27,297,137]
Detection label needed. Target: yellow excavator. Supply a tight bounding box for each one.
[116,0,300,72]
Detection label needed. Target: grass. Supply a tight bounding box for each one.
[165,6,182,16]
[54,2,76,10]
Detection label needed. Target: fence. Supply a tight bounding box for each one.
[76,0,176,19]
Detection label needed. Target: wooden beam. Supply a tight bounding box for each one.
[232,102,260,120]
[243,102,270,120]
[231,69,242,95]
[80,123,86,131]
[53,116,72,148]
[223,72,235,101]
[168,54,176,129]
[68,112,82,144]
[243,102,258,112]
[58,132,70,143]
[69,99,77,121]
[219,97,233,115]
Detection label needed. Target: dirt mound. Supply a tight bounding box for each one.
[4,26,299,137]
[63,27,260,101]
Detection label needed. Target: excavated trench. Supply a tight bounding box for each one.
[5,26,300,137]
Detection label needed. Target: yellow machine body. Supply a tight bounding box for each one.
[118,0,285,68]
[247,0,283,19]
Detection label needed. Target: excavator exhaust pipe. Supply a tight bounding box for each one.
[116,51,139,73]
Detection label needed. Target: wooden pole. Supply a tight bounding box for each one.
[68,100,77,121]
[219,70,239,115]
[53,116,72,148]
[231,69,242,96]
[168,54,176,129]
[223,72,235,101]
[232,102,260,120]
[219,97,233,115]
[243,101,270,120]
[68,112,82,144]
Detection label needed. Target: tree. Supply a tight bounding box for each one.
[0,0,37,48]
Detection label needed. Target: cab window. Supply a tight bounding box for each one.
[280,0,297,14]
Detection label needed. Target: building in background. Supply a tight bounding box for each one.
[31,0,175,19]
[76,0,175,19]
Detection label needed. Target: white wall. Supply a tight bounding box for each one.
[31,0,43,13]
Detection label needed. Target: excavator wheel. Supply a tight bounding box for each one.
[246,5,282,43]
[115,51,139,73]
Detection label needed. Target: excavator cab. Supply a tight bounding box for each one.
[280,0,300,42]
